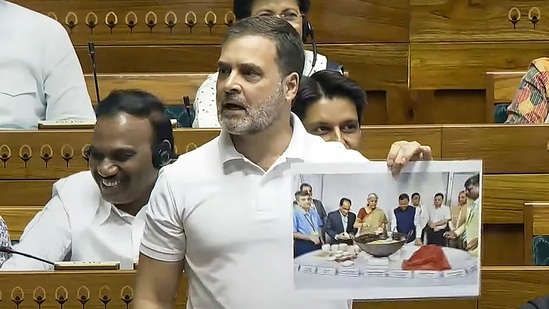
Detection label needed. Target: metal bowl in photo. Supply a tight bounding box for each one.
[353,232,407,258]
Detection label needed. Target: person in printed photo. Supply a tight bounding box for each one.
[425,193,451,246]
[391,193,422,245]
[293,190,323,257]
[353,193,388,236]
[325,198,357,245]
[444,174,481,256]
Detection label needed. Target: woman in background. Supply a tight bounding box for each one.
[292,70,366,150]
[353,193,388,235]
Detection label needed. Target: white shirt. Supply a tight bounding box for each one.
[141,114,366,309]
[0,1,95,129]
[1,171,146,270]
[416,204,430,230]
[427,205,451,229]
[191,50,328,128]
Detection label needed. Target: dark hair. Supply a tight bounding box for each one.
[465,174,480,188]
[95,89,176,159]
[339,198,352,206]
[225,16,305,79]
[411,192,420,199]
[398,193,409,201]
[233,0,310,20]
[294,190,309,199]
[434,192,444,199]
[293,70,366,123]
[299,183,312,191]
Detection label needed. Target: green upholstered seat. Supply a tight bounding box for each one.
[166,106,195,128]
[494,103,509,123]
[533,236,549,265]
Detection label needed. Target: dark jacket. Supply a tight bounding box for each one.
[325,210,358,244]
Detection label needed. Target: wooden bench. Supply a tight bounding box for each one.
[84,73,210,105]
[1,125,549,264]
[0,267,546,309]
[485,71,525,123]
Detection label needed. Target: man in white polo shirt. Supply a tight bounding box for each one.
[134,16,432,309]
[0,1,95,129]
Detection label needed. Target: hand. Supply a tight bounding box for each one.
[414,238,423,246]
[387,141,433,175]
[444,231,457,239]
[428,222,435,229]
[466,238,478,251]
[337,233,348,240]
[310,236,321,245]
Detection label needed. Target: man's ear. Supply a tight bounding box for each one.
[284,72,300,102]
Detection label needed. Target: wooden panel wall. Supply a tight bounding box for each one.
[13,0,549,124]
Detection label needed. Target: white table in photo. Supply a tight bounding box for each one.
[293,243,480,300]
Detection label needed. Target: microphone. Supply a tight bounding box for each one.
[309,27,318,73]
[183,96,192,127]
[87,41,101,103]
[0,246,54,266]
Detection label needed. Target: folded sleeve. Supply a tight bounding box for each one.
[140,168,186,262]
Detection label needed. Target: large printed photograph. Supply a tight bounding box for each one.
[289,161,482,300]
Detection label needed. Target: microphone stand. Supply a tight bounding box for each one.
[0,246,54,265]
[183,96,192,127]
[87,41,101,103]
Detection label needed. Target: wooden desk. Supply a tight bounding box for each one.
[84,73,209,105]
[0,267,546,309]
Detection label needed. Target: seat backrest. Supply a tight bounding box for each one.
[523,202,549,265]
[485,71,526,122]
[84,73,210,106]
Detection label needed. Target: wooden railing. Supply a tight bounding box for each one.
[0,124,548,265]
[0,267,546,309]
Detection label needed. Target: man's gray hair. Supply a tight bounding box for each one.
[224,16,305,79]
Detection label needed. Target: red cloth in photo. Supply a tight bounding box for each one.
[401,245,451,271]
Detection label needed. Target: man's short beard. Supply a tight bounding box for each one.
[218,82,285,135]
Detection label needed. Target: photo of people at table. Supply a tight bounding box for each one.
[290,161,482,300]
[293,173,481,257]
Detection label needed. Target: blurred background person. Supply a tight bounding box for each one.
[293,70,365,150]
[0,0,94,129]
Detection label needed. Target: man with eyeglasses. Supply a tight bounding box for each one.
[192,0,344,128]
[444,174,480,256]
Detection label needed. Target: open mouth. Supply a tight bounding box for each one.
[223,103,246,111]
[101,178,121,188]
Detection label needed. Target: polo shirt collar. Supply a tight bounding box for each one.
[218,113,309,164]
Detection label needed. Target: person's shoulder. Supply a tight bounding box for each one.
[7,2,68,36]
[530,57,549,73]
[306,137,368,163]
[53,171,98,198]
[54,171,95,189]
[198,72,219,88]
[160,137,221,181]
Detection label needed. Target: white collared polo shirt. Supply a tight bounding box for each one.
[140,114,367,309]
